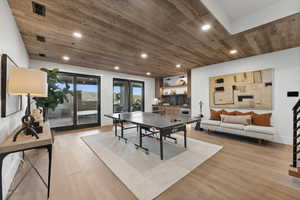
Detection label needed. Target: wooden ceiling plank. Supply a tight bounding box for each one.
[8,0,300,77]
[27,0,205,66]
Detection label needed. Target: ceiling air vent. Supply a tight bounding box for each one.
[38,53,46,57]
[32,1,46,16]
[36,35,45,42]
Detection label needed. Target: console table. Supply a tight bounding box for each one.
[0,122,53,200]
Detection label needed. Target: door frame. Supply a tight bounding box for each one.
[113,78,145,113]
[51,71,101,131]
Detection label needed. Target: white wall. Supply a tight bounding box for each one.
[29,60,155,126]
[191,47,300,145]
[231,0,300,34]
[0,0,29,198]
[201,0,300,34]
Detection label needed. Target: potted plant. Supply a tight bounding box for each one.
[33,68,72,121]
[132,99,142,111]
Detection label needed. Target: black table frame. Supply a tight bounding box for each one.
[112,117,188,160]
[113,119,138,143]
[0,144,52,200]
[135,124,187,160]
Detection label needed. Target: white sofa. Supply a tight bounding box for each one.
[201,119,275,141]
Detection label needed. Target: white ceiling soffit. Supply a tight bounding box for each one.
[200,0,300,34]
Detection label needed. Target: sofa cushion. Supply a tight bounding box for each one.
[202,120,221,126]
[209,109,224,121]
[220,114,252,125]
[244,125,275,135]
[220,122,245,130]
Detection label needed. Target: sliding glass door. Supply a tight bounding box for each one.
[113,79,130,113]
[130,81,144,112]
[113,78,144,113]
[48,74,75,128]
[49,72,101,130]
[76,76,100,125]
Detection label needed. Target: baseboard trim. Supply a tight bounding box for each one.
[272,135,292,145]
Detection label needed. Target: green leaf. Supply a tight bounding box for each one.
[33,68,71,111]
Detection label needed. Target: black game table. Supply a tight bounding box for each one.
[105,112,201,160]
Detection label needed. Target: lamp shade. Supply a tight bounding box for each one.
[8,68,48,97]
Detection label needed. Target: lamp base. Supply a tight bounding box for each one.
[13,126,39,142]
[195,114,204,131]
[25,126,38,135]
[195,122,204,131]
[13,114,39,142]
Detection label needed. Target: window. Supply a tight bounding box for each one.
[113,78,144,113]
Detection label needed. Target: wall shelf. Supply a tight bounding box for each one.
[162,85,187,89]
[162,94,187,97]
[155,72,191,107]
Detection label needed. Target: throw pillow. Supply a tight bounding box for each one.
[222,110,237,115]
[210,109,223,121]
[235,111,254,123]
[252,113,272,127]
[235,111,254,116]
[221,114,252,125]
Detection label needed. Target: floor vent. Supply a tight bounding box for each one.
[32,1,46,16]
[36,35,46,42]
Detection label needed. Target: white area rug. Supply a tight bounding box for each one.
[81,130,222,200]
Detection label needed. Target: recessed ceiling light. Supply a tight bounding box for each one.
[141,53,148,59]
[201,24,211,31]
[176,64,182,68]
[62,56,70,61]
[146,72,151,76]
[230,49,238,54]
[114,66,119,70]
[73,32,82,38]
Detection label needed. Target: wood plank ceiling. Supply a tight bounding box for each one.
[8,0,300,77]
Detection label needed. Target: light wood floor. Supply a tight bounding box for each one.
[9,126,300,200]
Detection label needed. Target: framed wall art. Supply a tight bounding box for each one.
[209,69,273,110]
[1,54,22,117]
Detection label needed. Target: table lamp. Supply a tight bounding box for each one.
[8,68,48,142]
